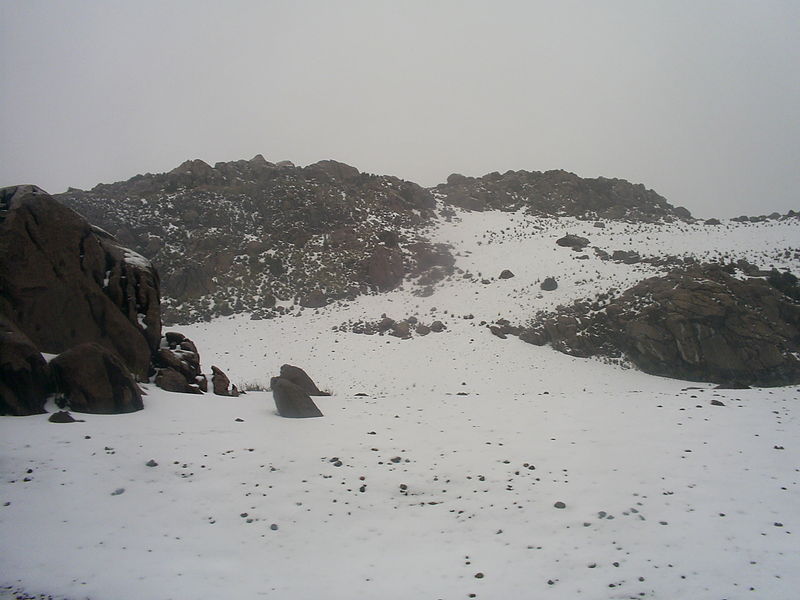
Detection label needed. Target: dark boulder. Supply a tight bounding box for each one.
[555,234,590,249]
[279,364,329,396]
[0,317,50,415]
[270,376,323,418]
[611,250,641,264]
[50,343,143,414]
[499,269,515,279]
[48,410,78,423]
[541,277,558,291]
[0,185,160,379]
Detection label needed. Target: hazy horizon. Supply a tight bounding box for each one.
[2,1,798,218]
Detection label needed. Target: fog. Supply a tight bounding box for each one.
[2,0,798,218]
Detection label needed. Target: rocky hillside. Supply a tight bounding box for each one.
[58,157,451,324]
[510,263,800,386]
[58,158,694,324]
[436,169,692,222]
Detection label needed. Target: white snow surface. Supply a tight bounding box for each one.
[2,211,799,599]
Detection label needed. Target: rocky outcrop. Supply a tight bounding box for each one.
[437,169,692,222]
[50,343,143,414]
[279,364,329,396]
[270,376,323,418]
[518,265,800,386]
[0,185,161,379]
[0,317,50,415]
[57,157,440,323]
[154,332,205,393]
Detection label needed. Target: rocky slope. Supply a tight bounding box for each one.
[58,157,449,324]
[511,263,800,386]
[57,158,695,324]
[435,169,692,221]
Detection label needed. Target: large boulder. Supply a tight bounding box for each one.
[270,377,323,418]
[0,317,50,415]
[520,265,800,386]
[0,186,161,379]
[279,364,329,396]
[50,343,143,414]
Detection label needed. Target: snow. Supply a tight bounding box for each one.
[1,210,799,599]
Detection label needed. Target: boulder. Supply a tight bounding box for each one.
[555,234,590,249]
[0,317,50,415]
[154,332,204,394]
[50,343,143,414]
[270,376,323,418]
[499,269,515,279]
[0,186,161,379]
[540,277,558,291]
[211,365,237,396]
[279,364,329,396]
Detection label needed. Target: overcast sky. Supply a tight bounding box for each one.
[1,1,798,218]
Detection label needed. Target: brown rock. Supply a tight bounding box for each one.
[211,365,233,396]
[270,376,323,418]
[0,317,49,415]
[50,343,143,414]
[0,186,160,379]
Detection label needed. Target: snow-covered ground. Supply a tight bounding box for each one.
[2,211,799,599]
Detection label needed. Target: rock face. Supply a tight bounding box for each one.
[437,169,692,222]
[279,364,329,396]
[0,186,161,379]
[270,377,323,418]
[0,317,50,415]
[50,343,143,414]
[57,158,446,323]
[519,265,800,386]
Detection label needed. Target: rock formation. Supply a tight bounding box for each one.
[279,364,329,396]
[0,316,50,415]
[1,185,161,379]
[154,332,206,393]
[270,376,323,418]
[50,343,143,414]
[436,169,692,222]
[211,366,238,396]
[518,264,800,386]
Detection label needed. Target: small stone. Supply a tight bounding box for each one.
[710,399,725,406]
[270,523,279,531]
[554,501,566,509]
[111,488,125,496]
[474,572,484,579]
[146,459,158,467]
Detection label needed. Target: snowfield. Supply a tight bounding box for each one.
[2,209,799,599]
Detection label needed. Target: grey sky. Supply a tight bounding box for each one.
[1,1,798,218]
